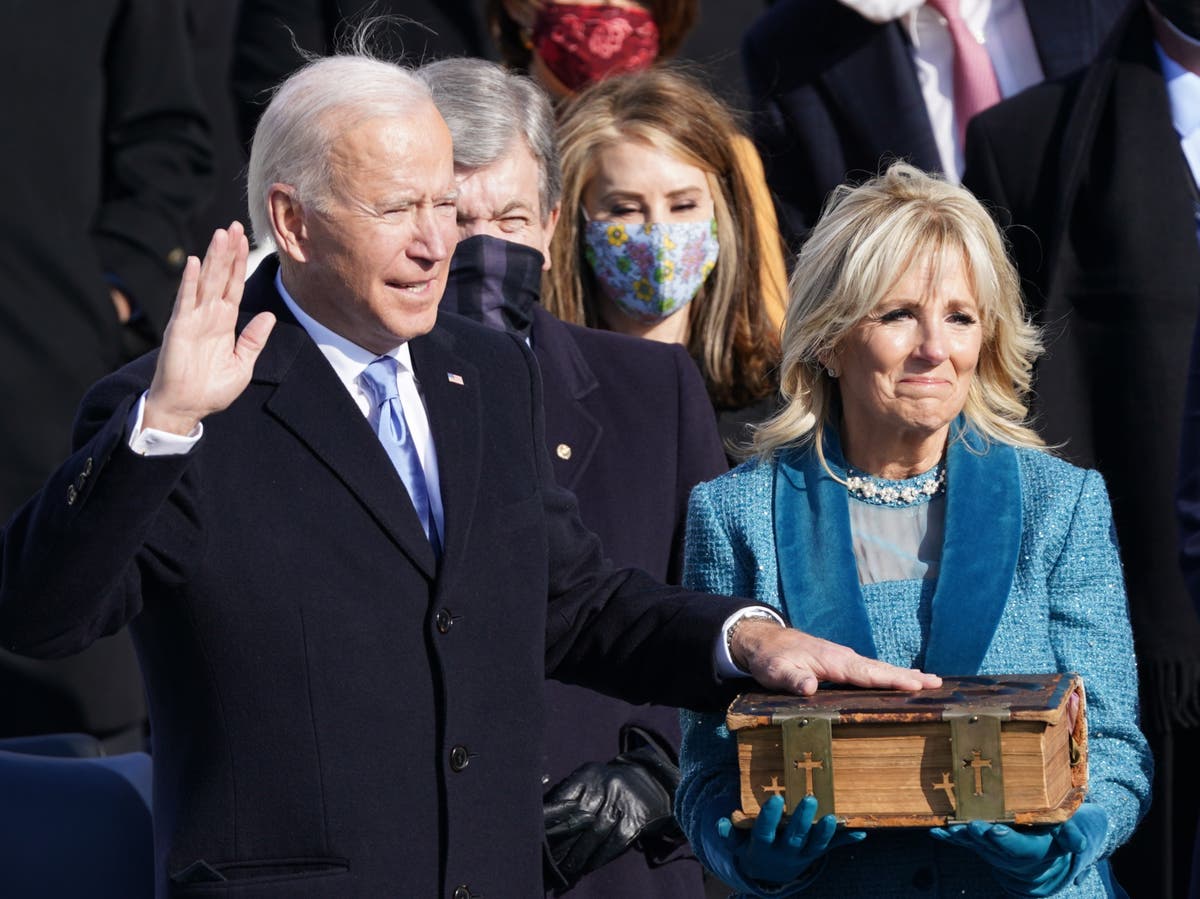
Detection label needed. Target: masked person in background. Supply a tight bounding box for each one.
[488,0,790,337]
[544,67,783,456]
[420,55,726,897]
[486,0,692,98]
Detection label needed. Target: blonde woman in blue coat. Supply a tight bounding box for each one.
[676,163,1152,897]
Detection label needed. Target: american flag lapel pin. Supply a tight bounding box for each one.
[447,372,465,386]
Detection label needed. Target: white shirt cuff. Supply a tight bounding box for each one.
[127,392,203,456]
[714,606,786,679]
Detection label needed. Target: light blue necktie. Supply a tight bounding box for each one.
[360,356,442,558]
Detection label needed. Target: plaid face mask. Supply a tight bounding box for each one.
[583,219,719,323]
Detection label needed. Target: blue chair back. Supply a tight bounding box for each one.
[0,748,153,898]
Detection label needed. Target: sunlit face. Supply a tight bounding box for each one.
[832,251,983,455]
[454,141,559,270]
[280,104,459,354]
[582,139,714,225]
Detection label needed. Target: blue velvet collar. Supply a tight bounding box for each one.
[773,420,1022,676]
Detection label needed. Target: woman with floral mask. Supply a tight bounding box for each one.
[489,1,790,339]
[544,67,784,454]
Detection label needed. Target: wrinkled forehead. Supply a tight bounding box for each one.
[324,104,454,191]
[456,140,547,215]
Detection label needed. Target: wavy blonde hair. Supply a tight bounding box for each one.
[753,163,1044,460]
[544,67,780,409]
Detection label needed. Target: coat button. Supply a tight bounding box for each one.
[66,484,78,505]
[555,443,571,460]
[911,866,934,890]
[435,609,454,634]
[83,457,93,476]
[166,247,187,268]
[449,745,469,772]
[452,886,472,899]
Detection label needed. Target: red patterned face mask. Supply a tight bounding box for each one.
[531,3,660,93]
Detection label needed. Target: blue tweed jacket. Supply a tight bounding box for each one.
[677,432,1152,897]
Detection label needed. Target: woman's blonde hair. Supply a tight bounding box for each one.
[544,66,780,409]
[752,162,1044,459]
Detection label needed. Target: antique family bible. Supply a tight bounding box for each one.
[727,674,1087,828]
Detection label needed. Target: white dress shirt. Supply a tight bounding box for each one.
[839,0,1044,179]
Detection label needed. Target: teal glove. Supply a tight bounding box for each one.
[717,794,866,887]
[929,803,1108,896]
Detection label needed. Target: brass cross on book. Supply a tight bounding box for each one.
[793,751,824,796]
[965,749,993,796]
[761,776,787,799]
[932,771,957,811]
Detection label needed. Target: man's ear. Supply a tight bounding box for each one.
[540,204,561,272]
[268,184,308,263]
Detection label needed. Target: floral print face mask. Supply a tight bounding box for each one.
[582,219,720,323]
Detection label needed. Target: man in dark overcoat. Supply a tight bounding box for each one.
[422,57,726,895]
[964,3,1200,893]
[742,0,1129,248]
[0,52,936,898]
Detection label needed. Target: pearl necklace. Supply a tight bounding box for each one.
[844,463,946,508]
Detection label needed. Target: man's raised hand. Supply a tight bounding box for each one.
[144,223,276,435]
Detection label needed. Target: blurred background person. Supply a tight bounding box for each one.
[965,2,1200,894]
[489,0,790,331]
[544,68,784,454]
[677,163,1150,897]
[0,0,211,749]
[743,0,1129,248]
[233,1,494,156]
[419,55,726,896]
[185,0,250,247]
[487,0,696,100]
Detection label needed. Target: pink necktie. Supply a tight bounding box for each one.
[926,0,1002,145]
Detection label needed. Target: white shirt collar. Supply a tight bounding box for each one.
[837,0,923,24]
[1157,39,1200,139]
[839,0,994,49]
[273,268,414,388]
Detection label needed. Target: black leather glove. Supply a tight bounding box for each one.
[543,728,682,892]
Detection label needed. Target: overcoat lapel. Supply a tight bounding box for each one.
[531,309,602,492]
[1024,0,1115,80]
[243,258,438,579]
[1046,6,1186,288]
[774,434,877,657]
[820,21,942,174]
[773,425,1022,674]
[922,428,1022,675]
[409,318,482,577]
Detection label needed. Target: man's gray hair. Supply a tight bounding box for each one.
[246,53,433,246]
[417,57,562,219]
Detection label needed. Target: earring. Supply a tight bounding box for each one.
[826,366,838,379]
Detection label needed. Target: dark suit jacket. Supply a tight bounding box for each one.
[532,307,726,896]
[963,3,1200,734]
[743,0,1129,248]
[233,0,494,148]
[0,259,751,898]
